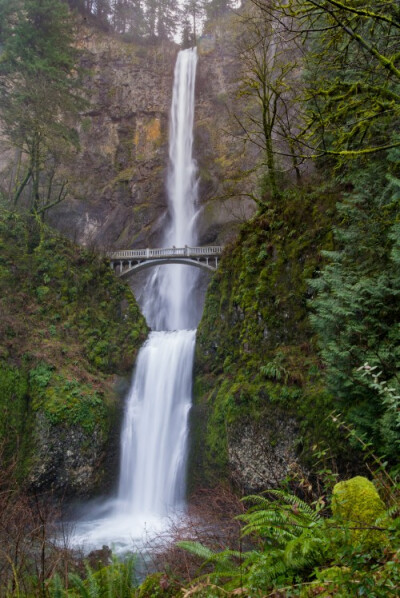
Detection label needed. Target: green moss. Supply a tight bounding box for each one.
[332,476,388,549]
[0,364,28,457]
[0,208,148,483]
[30,365,106,432]
[193,182,349,487]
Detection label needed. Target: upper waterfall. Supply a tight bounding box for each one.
[143,48,200,331]
[167,48,199,248]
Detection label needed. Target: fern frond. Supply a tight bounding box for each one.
[284,530,326,570]
[247,550,288,588]
[241,494,272,508]
[84,563,100,598]
[240,508,306,542]
[267,489,321,521]
[209,549,242,562]
[177,540,216,561]
[377,504,399,523]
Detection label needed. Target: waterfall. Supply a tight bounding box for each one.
[143,47,199,331]
[117,330,195,517]
[71,48,200,551]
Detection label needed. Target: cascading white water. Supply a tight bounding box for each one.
[144,47,199,331]
[71,48,200,551]
[117,330,195,517]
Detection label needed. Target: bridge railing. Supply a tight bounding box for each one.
[108,246,222,260]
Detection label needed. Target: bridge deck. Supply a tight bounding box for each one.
[108,246,222,260]
[108,246,222,276]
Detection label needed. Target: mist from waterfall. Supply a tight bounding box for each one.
[70,48,200,552]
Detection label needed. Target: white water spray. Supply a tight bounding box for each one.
[71,48,200,551]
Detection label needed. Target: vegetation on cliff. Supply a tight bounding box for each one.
[192,0,400,487]
[0,208,148,492]
[186,1,400,593]
[191,182,344,490]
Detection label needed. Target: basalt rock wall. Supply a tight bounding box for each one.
[45,22,256,251]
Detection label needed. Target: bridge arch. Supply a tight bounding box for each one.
[107,246,222,277]
[117,257,217,277]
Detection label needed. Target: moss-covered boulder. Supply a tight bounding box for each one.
[0,210,148,495]
[332,476,388,549]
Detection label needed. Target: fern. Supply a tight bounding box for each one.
[283,529,326,570]
[178,489,328,594]
[177,540,216,561]
[239,490,322,549]
[64,557,137,598]
[177,541,246,590]
[68,572,90,598]
[267,489,322,521]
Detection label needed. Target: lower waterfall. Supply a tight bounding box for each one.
[118,330,196,518]
[70,330,196,551]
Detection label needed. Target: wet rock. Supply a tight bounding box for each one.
[28,413,106,496]
[228,415,304,493]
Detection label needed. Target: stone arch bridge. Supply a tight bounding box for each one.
[108,246,222,277]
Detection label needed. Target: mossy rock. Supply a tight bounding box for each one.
[332,476,388,549]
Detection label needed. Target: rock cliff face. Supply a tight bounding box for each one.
[46,24,256,251]
[47,33,176,249]
[190,188,341,494]
[0,211,148,496]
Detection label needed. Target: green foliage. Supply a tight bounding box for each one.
[0,209,147,478]
[0,364,28,456]
[47,556,137,597]
[310,161,400,460]
[179,489,329,593]
[30,368,105,432]
[29,362,54,391]
[272,0,400,158]
[179,480,399,596]
[137,571,180,597]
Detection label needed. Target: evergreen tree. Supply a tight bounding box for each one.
[310,153,400,460]
[111,0,145,35]
[94,0,111,27]
[0,0,84,215]
[182,0,205,45]
[204,0,232,21]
